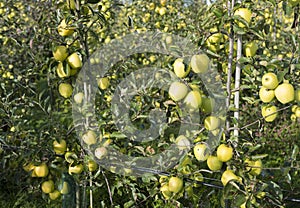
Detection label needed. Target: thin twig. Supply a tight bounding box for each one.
[102,170,114,206]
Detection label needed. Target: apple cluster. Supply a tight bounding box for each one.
[259,72,296,122]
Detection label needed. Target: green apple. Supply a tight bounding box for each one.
[173,58,190,78]
[234,8,252,27]
[204,116,220,131]
[207,155,223,171]
[175,135,190,150]
[184,90,202,109]
[274,82,295,104]
[259,86,275,103]
[261,105,278,122]
[190,54,210,74]
[217,144,233,162]
[193,143,209,161]
[244,41,258,57]
[261,72,278,89]
[168,81,188,101]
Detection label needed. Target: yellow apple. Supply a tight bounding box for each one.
[275,82,295,104]
[67,53,82,69]
[97,77,110,90]
[60,182,69,194]
[259,86,275,103]
[168,81,188,101]
[53,139,67,155]
[168,177,183,193]
[261,72,278,89]
[217,144,233,162]
[193,143,209,161]
[95,147,107,159]
[204,116,220,131]
[184,90,202,109]
[261,105,278,122]
[160,184,172,199]
[82,130,97,145]
[244,41,258,57]
[68,164,83,174]
[245,159,262,176]
[201,97,215,113]
[207,155,223,171]
[56,62,70,78]
[159,7,166,16]
[175,135,190,150]
[234,8,252,27]
[41,180,55,194]
[74,92,84,104]
[295,107,300,118]
[58,83,73,98]
[49,190,61,200]
[53,46,68,61]
[57,19,75,37]
[190,54,210,74]
[221,170,240,186]
[173,58,190,78]
[34,163,49,178]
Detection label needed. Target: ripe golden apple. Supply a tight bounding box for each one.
[56,62,70,78]
[261,105,278,122]
[87,160,98,172]
[274,82,295,104]
[190,54,210,74]
[261,72,278,90]
[193,143,209,161]
[259,86,275,103]
[168,81,188,101]
[217,144,233,162]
